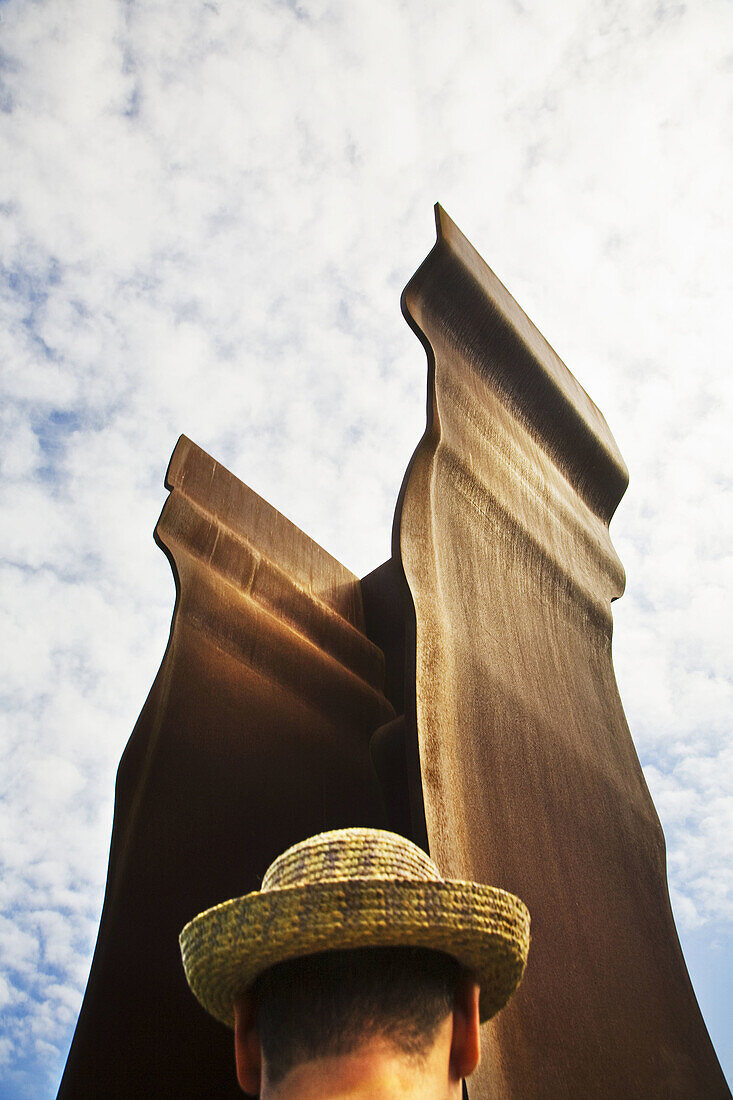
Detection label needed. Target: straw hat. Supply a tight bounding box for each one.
[180,827,530,1027]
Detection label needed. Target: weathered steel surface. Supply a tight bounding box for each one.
[57,435,393,1098]
[397,205,729,1098]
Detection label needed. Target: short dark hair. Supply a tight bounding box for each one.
[251,945,460,1087]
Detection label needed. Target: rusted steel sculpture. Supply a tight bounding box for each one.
[395,206,729,1097]
[58,207,729,1098]
[57,438,394,1097]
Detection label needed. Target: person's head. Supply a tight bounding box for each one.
[180,828,530,1096]
[233,945,481,1097]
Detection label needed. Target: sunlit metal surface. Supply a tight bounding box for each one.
[397,205,728,1097]
[57,436,393,1097]
[59,210,728,1098]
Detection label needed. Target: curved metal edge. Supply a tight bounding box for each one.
[402,204,629,524]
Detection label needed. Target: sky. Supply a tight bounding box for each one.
[0,0,731,1094]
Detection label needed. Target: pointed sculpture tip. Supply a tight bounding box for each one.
[165,433,194,491]
[433,204,465,248]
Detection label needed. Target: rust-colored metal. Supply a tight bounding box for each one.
[59,209,728,1098]
[396,205,729,1098]
[57,436,393,1098]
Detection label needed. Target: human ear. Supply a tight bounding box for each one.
[449,970,481,1080]
[233,991,262,1095]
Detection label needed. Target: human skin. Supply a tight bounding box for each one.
[233,968,481,1099]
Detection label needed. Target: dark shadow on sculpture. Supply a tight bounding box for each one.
[57,206,729,1099]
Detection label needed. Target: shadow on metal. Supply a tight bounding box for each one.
[58,207,729,1099]
[397,205,728,1098]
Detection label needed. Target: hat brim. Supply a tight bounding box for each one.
[180,879,530,1026]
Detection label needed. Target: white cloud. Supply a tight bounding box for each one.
[0,0,731,1092]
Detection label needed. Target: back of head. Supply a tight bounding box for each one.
[182,827,529,1094]
[252,945,460,1088]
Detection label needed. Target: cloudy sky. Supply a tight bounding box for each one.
[1,0,731,1094]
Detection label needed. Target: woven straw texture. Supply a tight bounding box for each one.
[180,828,530,1027]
